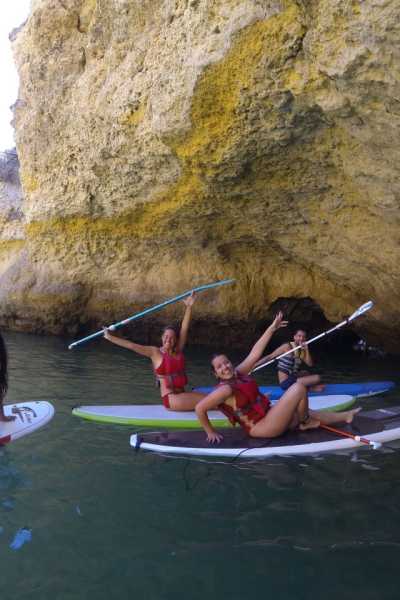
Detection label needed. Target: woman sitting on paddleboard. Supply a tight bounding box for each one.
[195,313,360,443]
[255,328,324,392]
[0,332,15,422]
[103,293,204,411]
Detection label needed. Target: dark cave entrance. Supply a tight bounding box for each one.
[264,297,364,356]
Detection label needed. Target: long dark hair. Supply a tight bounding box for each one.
[0,332,8,401]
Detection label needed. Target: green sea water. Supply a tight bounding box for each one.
[1,331,399,600]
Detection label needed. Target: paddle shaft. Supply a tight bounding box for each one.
[69,279,235,349]
[252,301,373,374]
[319,423,381,449]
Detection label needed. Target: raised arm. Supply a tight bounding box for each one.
[177,292,196,352]
[237,312,288,375]
[103,328,158,360]
[195,385,231,443]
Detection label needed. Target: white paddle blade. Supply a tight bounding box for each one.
[348,301,374,321]
[252,300,373,374]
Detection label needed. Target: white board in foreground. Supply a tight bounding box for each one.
[0,402,55,445]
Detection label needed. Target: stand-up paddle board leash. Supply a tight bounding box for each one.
[230,437,276,462]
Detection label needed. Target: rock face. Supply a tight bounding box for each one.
[2,0,399,349]
[0,149,26,328]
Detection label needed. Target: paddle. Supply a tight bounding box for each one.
[68,278,235,349]
[319,423,382,450]
[251,300,374,374]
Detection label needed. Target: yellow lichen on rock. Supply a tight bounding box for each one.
[1,0,399,349]
[172,3,305,167]
[119,101,147,127]
[78,0,97,33]
[20,173,39,194]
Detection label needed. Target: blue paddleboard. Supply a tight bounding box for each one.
[195,381,395,401]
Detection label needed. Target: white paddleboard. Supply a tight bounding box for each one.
[130,406,400,458]
[72,394,355,428]
[0,402,55,445]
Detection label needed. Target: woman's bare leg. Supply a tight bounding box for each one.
[167,391,206,411]
[296,374,324,392]
[310,407,361,425]
[250,383,318,438]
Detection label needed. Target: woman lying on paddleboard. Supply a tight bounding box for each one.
[195,312,360,443]
[103,293,204,411]
[0,332,15,422]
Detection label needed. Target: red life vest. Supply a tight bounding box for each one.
[218,372,271,433]
[154,349,188,391]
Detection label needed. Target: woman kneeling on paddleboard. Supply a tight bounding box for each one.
[195,313,360,444]
[103,293,204,411]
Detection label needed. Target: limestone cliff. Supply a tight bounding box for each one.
[2,0,399,349]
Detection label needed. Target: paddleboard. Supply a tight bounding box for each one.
[72,394,355,428]
[196,381,395,400]
[131,406,400,458]
[0,402,55,445]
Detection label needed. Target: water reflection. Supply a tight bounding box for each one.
[0,330,398,599]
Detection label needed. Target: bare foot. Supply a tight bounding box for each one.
[299,416,320,431]
[345,407,362,424]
